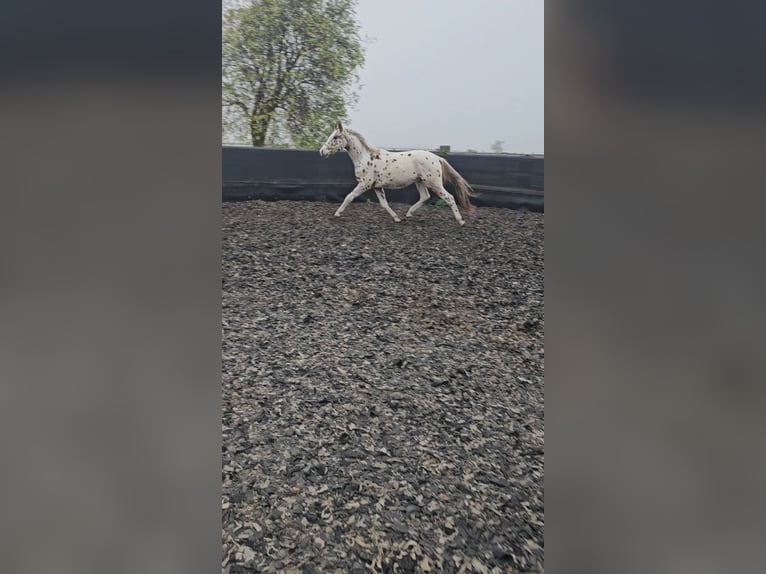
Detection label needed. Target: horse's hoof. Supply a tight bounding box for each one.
[459,220,466,226]
[394,218,401,223]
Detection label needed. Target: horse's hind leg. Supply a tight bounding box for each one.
[374,188,401,222]
[432,184,465,226]
[406,182,430,218]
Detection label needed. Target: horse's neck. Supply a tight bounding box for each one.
[345,135,372,166]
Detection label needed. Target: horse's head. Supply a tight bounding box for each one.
[319,122,349,158]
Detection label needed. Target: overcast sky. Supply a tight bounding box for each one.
[348,1,544,153]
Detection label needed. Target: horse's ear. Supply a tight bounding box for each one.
[337,121,344,132]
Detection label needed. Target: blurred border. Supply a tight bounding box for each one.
[0,3,222,574]
[547,1,766,572]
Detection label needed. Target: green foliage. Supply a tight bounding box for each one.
[222,0,365,148]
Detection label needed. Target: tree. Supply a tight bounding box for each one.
[222,0,365,148]
[490,140,505,154]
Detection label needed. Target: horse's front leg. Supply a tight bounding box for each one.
[335,183,368,217]
[374,188,401,222]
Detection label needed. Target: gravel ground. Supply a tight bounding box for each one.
[222,200,544,573]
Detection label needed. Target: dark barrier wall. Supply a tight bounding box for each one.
[222,146,544,212]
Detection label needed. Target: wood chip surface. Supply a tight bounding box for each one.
[222,200,544,573]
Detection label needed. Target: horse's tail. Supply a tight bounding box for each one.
[439,158,477,213]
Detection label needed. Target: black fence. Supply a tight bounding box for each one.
[222,146,544,212]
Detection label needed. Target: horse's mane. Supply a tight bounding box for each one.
[345,128,382,155]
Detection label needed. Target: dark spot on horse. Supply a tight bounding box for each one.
[407,153,411,156]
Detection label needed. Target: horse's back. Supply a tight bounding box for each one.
[370,149,444,189]
[399,149,439,161]
[387,150,441,168]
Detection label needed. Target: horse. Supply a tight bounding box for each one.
[319,122,476,226]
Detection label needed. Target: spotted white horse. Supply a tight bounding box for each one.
[319,122,476,226]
